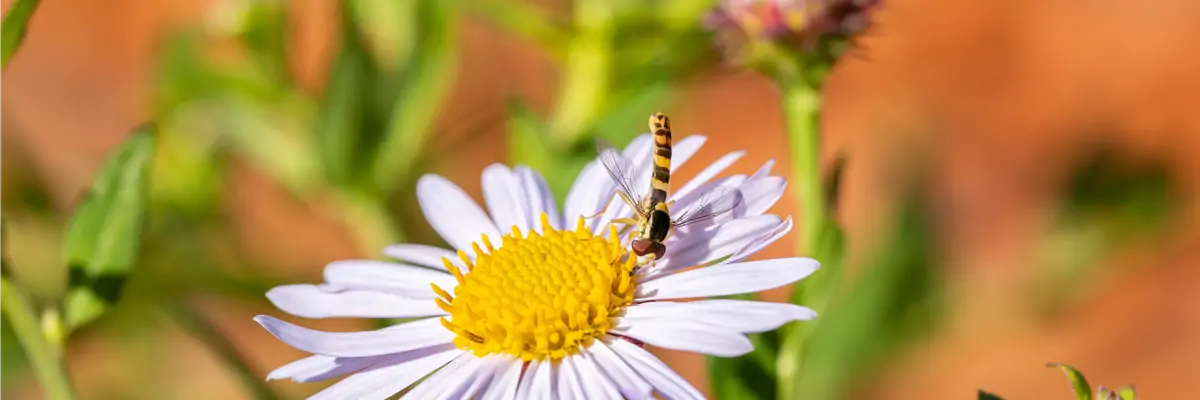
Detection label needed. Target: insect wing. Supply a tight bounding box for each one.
[673,186,744,227]
[595,138,648,217]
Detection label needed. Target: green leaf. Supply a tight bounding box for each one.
[708,295,779,400]
[1048,362,1093,400]
[371,0,457,195]
[237,1,289,84]
[1,0,40,69]
[1115,385,1137,400]
[792,195,942,400]
[314,1,374,186]
[62,126,156,331]
[349,0,415,70]
[978,390,1005,400]
[465,0,563,55]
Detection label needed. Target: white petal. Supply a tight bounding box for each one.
[671,150,745,201]
[459,355,514,399]
[482,357,523,400]
[267,354,369,383]
[563,160,614,224]
[606,339,705,400]
[723,217,793,265]
[622,300,816,334]
[557,359,584,400]
[515,359,550,399]
[382,244,462,271]
[323,260,457,297]
[268,343,458,383]
[595,134,655,233]
[516,166,561,232]
[417,174,502,252]
[669,176,749,228]
[748,158,775,181]
[267,285,445,319]
[569,353,623,399]
[636,257,819,301]
[430,354,489,399]
[586,340,655,400]
[737,176,786,215]
[668,135,707,172]
[613,317,752,357]
[254,316,454,358]
[307,345,463,400]
[482,164,530,234]
[656,215,783,275]
[392,352,475,399]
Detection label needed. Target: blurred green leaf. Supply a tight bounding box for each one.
[467,0,564,56]
[314,1,375,186]
[793,195,942,400]
[349,0,415,70]
[62,126,156,332]
[371,0,457,195]
[978,390,1005,400]
[506,99,553,173]
[1048,362,1092,400]
[1115,386,1137,400]
[709,300,779,400]
[1061,143,1175,237]
[237,1,290,84]
[1,0,40,69]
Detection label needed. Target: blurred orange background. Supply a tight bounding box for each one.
[3,0,1198,399]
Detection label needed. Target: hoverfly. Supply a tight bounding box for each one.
[594,113,744,271]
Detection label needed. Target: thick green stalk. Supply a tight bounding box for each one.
[1,278,76,400]
[777,79,832,400]
[782,82,825,257]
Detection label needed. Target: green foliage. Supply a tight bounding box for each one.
[793,195,942,400]
[978,390,1005,400]
[314,1,376,187]
[1048,363,1092,400]
[370,0,458,195]
[1037,142,1178,312]
[709,302,781,400]
[61,127,156,332]
[1,0,40,69]
[1045,363,1139,400]
[1099,385,1137,400]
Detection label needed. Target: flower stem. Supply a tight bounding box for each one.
[782,81,825,257]
[1,277,76,400]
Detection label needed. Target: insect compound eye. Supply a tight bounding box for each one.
[630,239,654,256]
[652,243,666,260]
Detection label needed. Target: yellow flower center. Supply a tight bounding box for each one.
[434,214,637,361]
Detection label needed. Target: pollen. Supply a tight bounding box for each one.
[433,213,638,361]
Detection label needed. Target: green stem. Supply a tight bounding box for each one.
[782,82,825,257]
[1,278,76,400]
[162,300,280,400]
[777,78,829,400]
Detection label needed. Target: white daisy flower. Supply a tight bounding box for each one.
[255,134,819,399]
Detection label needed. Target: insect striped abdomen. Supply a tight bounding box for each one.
[648,113,672,206]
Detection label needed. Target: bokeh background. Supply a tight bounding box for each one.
[3,0,1198,399]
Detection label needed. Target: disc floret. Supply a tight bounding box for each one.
[434,214,637,361]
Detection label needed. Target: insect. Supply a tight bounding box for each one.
[595,113,744,271]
